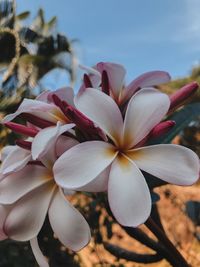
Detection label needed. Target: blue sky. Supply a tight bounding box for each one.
[17,0,200,90]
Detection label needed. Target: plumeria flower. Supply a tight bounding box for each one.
[0,128,91,267]
[3,87,75,125]
[0,142,33,175]
[54,88,200,227]
[2,86,106,160]
[79,62,171,105]
[2,87,76,159]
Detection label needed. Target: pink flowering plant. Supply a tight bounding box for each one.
[0,62,200,267]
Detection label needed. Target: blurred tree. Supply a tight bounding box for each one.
[0,0,77,148]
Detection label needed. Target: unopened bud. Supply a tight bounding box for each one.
[65,106,106,140]
[134,120,175,148]
[169,82,199,111]
[21,113,55,129]
[4,122,38,137]
[51,94,70,116]
[16,140,32,150]
[83,74,92,88]
[150,120,176,139]
[101,70,110,95]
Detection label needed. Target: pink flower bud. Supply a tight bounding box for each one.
[134,120,175,148]
[21,114,55,128]
[4,122,38,137]
[169,82,199,111]
[16,140,32,150]
[101,70,110,95]
[65,106,106,140]
[83,74,92,88]
[51,94,68,114]
[150,120,176,139]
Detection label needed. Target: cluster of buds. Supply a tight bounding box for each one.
[0,62,199,267]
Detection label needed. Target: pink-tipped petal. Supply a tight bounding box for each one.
[128,144,200,185]
[48,87,75,107]
[123,89,170,149]
[36,90,50,102]
[49,190,91,251]
[30,237,49,267]
[79,64,101,77]
[75,88,123,145]
[0,165,51,204]
[96,62,126,100]
[108,156,151,227]
[4,182,55,241]
[54,141,117,190]
[0,146,31,174]
[123,71,171,103]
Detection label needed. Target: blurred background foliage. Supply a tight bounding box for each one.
[0,1,200,267]
[0,0,77,149]
[158,70,200,157]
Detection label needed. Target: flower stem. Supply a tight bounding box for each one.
[145,217,189,267]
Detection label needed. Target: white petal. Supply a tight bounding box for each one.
[49,190,91,251]
[30,237,49,267]
[55,136,79,158]
[4,182,55,241]
[0,165,52,204]
[54,141,117,190]
[75,88,123,145]
[123,71,171,103]
[0,205,9,240]
[79,63,101,77]
[123,88,170,148]
[108,156,151,227]
[32,123,74,164]
[77,166,110,192]
[36,90,50,102]
[2,99,64,123]
[49,87,75,107]
[128,144,200,185]
[0,145,15,161]
[96,62,126,99]
[0,146,31,174]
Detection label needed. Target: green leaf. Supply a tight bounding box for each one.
[16,11,30,20]
[46,16,57,29]
[31,8,44,31]
[150,103,200,144]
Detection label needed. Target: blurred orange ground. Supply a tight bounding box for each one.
[76,182,200,267]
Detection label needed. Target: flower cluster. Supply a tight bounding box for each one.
[0,62,199,266]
